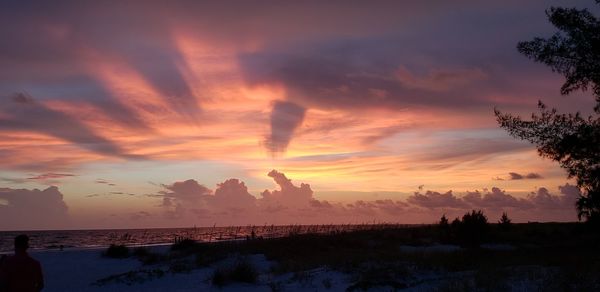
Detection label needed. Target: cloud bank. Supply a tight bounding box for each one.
[0,186,69,230]
[151,170,581,226]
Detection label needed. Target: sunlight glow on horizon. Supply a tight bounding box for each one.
[0,0,594,229]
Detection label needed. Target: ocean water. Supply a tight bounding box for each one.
[0,224,404,253]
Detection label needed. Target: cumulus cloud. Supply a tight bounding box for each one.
[528,185,580,210]
[345,200,378,216]
[159,177,261,219]
[210,179,257,210]
[265,101,306,155]
[309,199,333,209]
[407,190,469,209]
[406,184,580,218]
[152,172,581,225]
[160,179,212,203]
[508,172,543,180]
[0,186,69,230]
[345,199,408,216]
[260,170,313,207]
[558,183,581,205]
[463,187,533,209]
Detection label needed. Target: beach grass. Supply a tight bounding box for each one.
[97,222,600,290]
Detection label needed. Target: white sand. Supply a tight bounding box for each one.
[20,243,530,291]
[23,247,351,292]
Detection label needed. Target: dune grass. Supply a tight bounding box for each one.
[99,222,600,289]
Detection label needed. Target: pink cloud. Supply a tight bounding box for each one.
[0,186,69,230]
[260,170,313,207]
[407,190,469,209]
[210,179,257,210]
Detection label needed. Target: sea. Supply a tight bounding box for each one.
[0,224,406,253]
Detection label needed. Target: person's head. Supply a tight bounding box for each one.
[14,234,29,252]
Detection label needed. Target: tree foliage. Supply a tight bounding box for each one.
[459,210,489,247]
[517,3,600,112]
[499,212,512,231]
[439,214,449,227]
[495,1,600,223]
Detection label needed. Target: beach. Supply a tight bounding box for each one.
[28,246,350,292]
[4,222,598,291]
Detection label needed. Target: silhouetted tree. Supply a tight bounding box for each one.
[495,1,600,224]
[458,210,489,247]
[499,212,512,231]
[451,217,461,229]
[438,214,451,243]
[439,214,449,227]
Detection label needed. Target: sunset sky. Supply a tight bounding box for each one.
[1,0,597,230]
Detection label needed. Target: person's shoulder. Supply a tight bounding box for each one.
[1,255,18,266]
[26,254,41,265]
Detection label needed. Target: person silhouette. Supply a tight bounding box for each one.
[0,235,44,291]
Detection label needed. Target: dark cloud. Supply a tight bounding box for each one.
[407,184,580,216]
[558,183,581,206]
[0,93,139,158]
[160,179,212,203]
[508,172,543,180]
[95,179,116,186]
[27,173,75,180]
[527,186,580,210]
[407,190,469,209]
[372,199,408,215]
[265,101,306,155]
[118,45,199,118]
[1,173,75,185]
[463,187,534,209]
[345,200,378,216]
[237,28,571,113]
[0,186,69,230]
[159,178,260,218]
[0,2,200,119]
[309,199,333,209]
[241,45,489,111]
[415,136,531,164]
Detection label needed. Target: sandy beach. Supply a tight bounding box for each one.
[28,246,350,292]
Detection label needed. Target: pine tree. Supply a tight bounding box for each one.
[495,1,600,223]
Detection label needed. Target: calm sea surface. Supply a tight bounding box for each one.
[0,224,407,253]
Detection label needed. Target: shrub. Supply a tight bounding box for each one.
[439,214,449,227]
[211,268,227,287]
[132,247,163,265]
[212,260,259,287]
[169,260,192,273]
[451,217,461,229]
[499,212,512,231]
[457,210,489,248]
[438,214,452,243]
[103,244,130,258]
[171,238,199,251]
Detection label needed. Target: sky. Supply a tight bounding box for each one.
[0,0,598,230]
